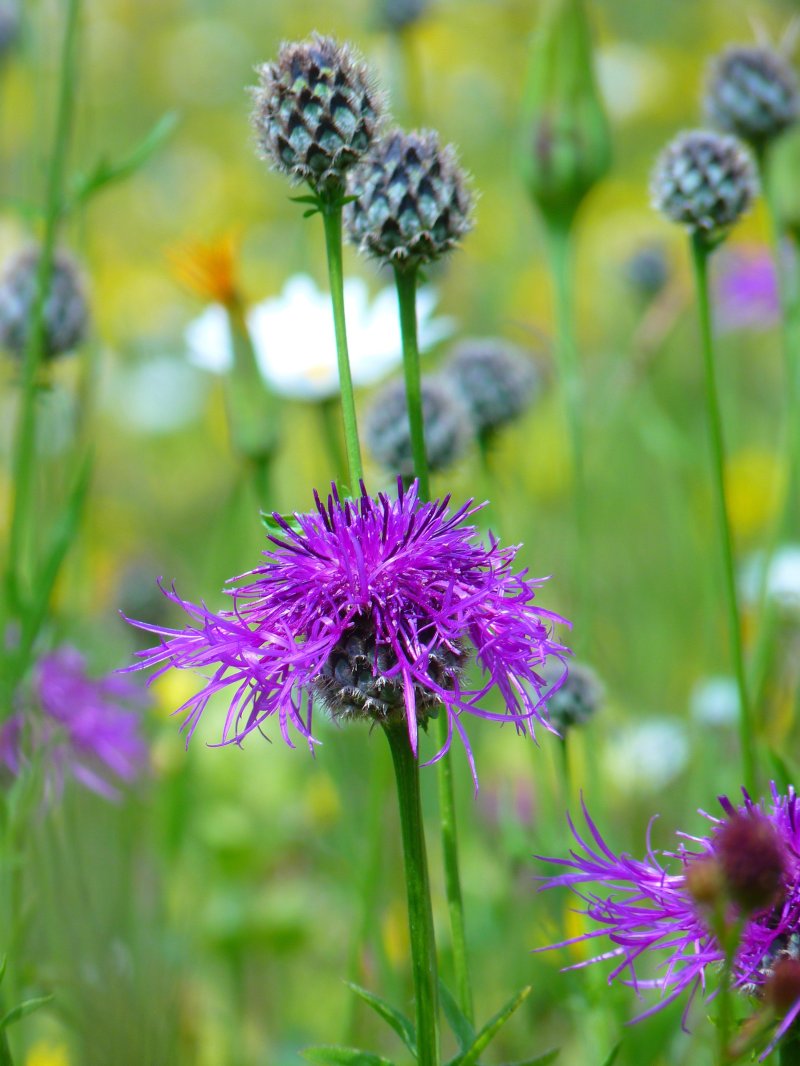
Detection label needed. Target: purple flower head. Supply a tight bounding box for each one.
[1,647,149,802]
[126,481,569,783]
[713,244,780,333]
[537,785,800,1058]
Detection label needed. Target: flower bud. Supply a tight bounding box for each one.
[685,856,725,908]
[705,45,800,151]
[519,0,611,229]
[540,659,604,733]
[251,34,383,197]
[0,2,20,64]
[650,130,757,242]
[622,244,670,300]
[365,374,473,476]
[444,337,541,436]
[714,811,786,914]
[0,246,89,360]
[377,0,429,32]
[346,128,473,269]
[765,958,800,1016]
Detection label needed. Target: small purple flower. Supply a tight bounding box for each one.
[1,647,149,801]
[537,785,800,1058]
[126,481,569,781]
[713,244,781,333]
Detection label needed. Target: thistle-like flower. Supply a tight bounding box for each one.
[705,45,800,150]
[346,128,474,269]
[650,130,758,241]
[537,785,800,1058]
[364,375,473,476]
[126,482,569,781]
[251,34,383,197]
[0,246,89,360]
[0,648,149,801]
[443,338,540,437]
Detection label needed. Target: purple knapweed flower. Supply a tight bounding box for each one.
[0,647,149,802]
[537,785,800,1059]
[126,481,569,782]
[713,244,781,333]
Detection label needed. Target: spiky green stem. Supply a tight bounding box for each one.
[394,264,474,1024]
[384,724,441,1066]
[321,198,363,488]
[690,232,756,796]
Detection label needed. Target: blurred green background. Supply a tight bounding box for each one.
[2,0,799,1063]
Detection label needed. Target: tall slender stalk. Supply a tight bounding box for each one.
[545,220,589,648]
[2,0,82,702]
[690,233,756,795]
[321,199,363,488]
[384,724,440,1066]
[394,264,474,1024]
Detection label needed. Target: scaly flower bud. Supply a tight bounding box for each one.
[365,374,473,476]
[444,337,541,436]
[346,128,473,269]
[251,34,383,197]
[0,246,89,360]
[715,811,786,914]
[0,2,19,63]
[377,0,430,32]
[540,659,603,733]
[650,130,757,241]
[705,45,800,150]
[519,0,611,229]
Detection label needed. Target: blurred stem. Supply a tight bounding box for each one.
[394,265,430,499]
[317,396,348,487]
[690,233,755,796]
[544,219,589,650]
[714,914,742,1066]
[396,28,424,126]
[2,0,81,697]
[320,198,363,489]
[394,263,473,1023]
[384,724,440,1066]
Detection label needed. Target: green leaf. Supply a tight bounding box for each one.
[0,994,53,1031]
[289,194,323,206]
[303,207,321,218]
[19,450,93,659]
[599,1042,622,1066]
[0,957,5,985]
[451,986,532,1066]
[302,1047,396,1066]
[345,983,416,1055]
[439,980,476,1052]
[260,511,304,536]
[497,1051,560,1066]
[69,111,179,208]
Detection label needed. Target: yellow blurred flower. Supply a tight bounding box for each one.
[25,1043,70,1066]
[151,669,202,719]
[381,897,410,969]
[563,901,591,963]
[725,447,786,542]
[168,231,241,308]
[304,771,341,829]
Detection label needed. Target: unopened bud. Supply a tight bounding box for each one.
[714,812,786,914]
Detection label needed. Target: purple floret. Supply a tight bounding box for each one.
[537,785,800,1058]
[1,646,149,801]
[126,480,569,781]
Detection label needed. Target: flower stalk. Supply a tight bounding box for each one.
[690,230,757,797]
[394,264,474,1024]
[321,196,364,488]
[383,722,441,1066]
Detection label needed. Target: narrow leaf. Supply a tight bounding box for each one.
[345,983,416,1055]
[439,980,476,1052]
[455,986,532,1066]
[289,194,322,205]
[69,111,179,208]
[303,207,321,218]
[0,994,53,1031]
[302,1047,396,1066]
[599,1042,622,1066]
[260,511,303,536]
[0,958,5,985]
[498,1051,560,1066]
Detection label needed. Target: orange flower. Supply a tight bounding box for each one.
[168,231,241,307]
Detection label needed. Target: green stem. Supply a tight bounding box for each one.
[384,724,440,1066]
[317,396,348,487]
[320,199,363,488]
[545,220,589,649]
[2,0,82,697]
[690,233,756,796]
[394,262,473,1023]
[393,266,429,499]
